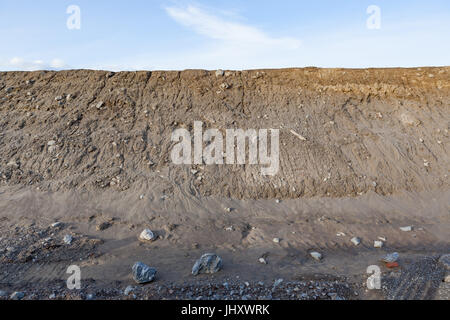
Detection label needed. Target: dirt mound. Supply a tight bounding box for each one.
[0,67,449,199]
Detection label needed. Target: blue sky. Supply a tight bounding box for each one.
[0,0,449,70]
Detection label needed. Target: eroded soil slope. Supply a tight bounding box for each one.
[0,68,449,199]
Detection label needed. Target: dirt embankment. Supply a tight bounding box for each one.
[0,67,449,199]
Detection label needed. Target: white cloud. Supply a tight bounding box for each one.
[165,5,301,49]
[1,57,67,71]
[151,5,302,70]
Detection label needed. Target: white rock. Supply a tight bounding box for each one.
[63,234,73,245]
[259,257,267,264]
[445,275,450,283]
[215,69,224,77]
[96,101,104,109]
[351,237,361,246]
[139,229,156,241]
[400,226,413,232]
[124,285,135,295]
[51,222,62,228]
[310,252,322,261]
[374,241,384,248]
[273,238,280,244]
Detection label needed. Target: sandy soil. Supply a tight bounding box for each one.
[0,68,449,300]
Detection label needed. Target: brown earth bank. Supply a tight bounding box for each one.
[0,68,449,300]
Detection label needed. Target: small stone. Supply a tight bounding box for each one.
[124,285,135,295]
[63,234,73,245]
[10,292,25,300]
[220,83,230,90]
[96,101,104,109]
[259,257,267,264]
[51,222,62,228]
[192,253,223,275]
[275,199,281,204]
[132,262,157,284]
[139,194,145,200]
[215,69,224,77]
[55,96,63,101]
[225,207,233,213]
[139,229,156,242]
[49,293,56,299]
[374,241,384,248]
[310,252,322,261]
[351,237,361,246]
[400,226,413,232]
[382,252,399,263]
[273,238,280,244]
[444,275,450,283]
[7,160,19,168]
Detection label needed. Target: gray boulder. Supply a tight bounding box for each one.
[132,262,157,284]
[192,253,223,276]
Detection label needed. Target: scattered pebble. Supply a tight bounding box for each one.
[259,257,267,265]
[50,222,62,228]
[132,262,157,284]
[273,238,280,244]
[192,253,223,276]
[63,234,73,245]
[351,237,361,246]
[400,226,413,232]
[374,241,384,248]
[124,286,135,295]
[10,292,25,300]
[96,101,104,109]
[310,252,322,261]
[139,229,156,242]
